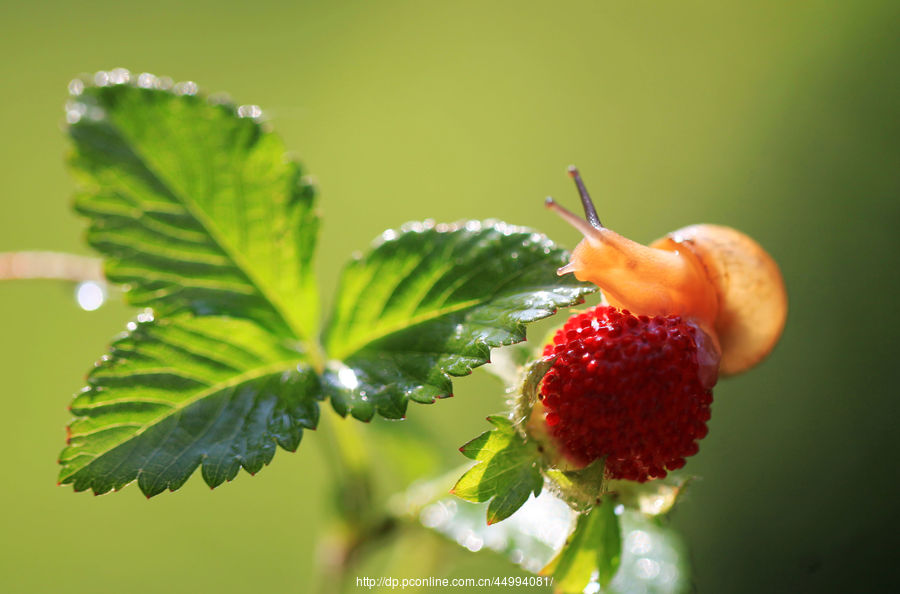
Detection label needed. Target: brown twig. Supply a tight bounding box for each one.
[0,251,103,283]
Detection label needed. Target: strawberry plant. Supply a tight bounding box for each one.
[8,70,788,593]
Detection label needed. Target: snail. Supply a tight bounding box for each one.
[545,166,787,382]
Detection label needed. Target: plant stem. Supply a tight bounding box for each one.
[315,409,393,593]
[0,251,103,282]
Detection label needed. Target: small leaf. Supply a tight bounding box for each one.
[322,220,595,420]
[544,459,608,513]
[58,313,321,496]
[452,415,543,524]
[68,80,320,344]
[544,500,622,593]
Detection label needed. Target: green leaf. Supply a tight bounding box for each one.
[322,221,595,420]
[68,79,319,344]
[544,500,622,593]
[58,313,321,496]
[452,415,543,524]
[544,459,608,513]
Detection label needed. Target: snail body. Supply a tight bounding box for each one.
[547,167,787,379]
[519,167,788,483]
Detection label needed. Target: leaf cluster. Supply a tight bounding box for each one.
[58,74,594,497]
[451,415,544,525]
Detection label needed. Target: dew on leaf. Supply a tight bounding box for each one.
[65,101,86,124]
[627,530,652,555]
[108,68,130,84]
[337,365,360,390]
[636,557,662,580]
[174,81,198,96]
[237,104,262,119]
[68,79,84,96]
[137,73,157,88]
[459,530,484,552]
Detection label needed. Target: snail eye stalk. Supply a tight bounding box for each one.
[567,165,602,229]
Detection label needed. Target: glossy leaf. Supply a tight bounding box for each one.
[59,75,324,496]
[59,313,321,496]
[68,78,319,343]
[544,500,622,593]
[322,221,595,420]
[452,415,543,524]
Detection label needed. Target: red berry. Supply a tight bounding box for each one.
[539,305,713,482]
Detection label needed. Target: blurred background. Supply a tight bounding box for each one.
[1,0,897,592]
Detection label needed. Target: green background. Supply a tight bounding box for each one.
[1,0,897,592]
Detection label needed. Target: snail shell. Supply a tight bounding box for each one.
[650,224,787,375]
[548,168,787,378]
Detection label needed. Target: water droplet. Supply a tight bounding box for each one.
[635,557,661,580]
[109,68,130,84]
[237,104,262,119]
[75,281,105,311]
[68,79,84,96]
[614,503,625,516]
[137,72,157,88]
[126,321,138,332]
[420,501,451,528]
[136,309,155,323]
[174,81,198,96]
[461,530,484,552]
[65,101,87,124]
[337,366,360,390]
[93,71,110,86]
[155,76,174,90]
[627,530,653,555]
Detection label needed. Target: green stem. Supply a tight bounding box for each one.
[314,408,387,593]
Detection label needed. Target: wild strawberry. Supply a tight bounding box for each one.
[538,305,714,482]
